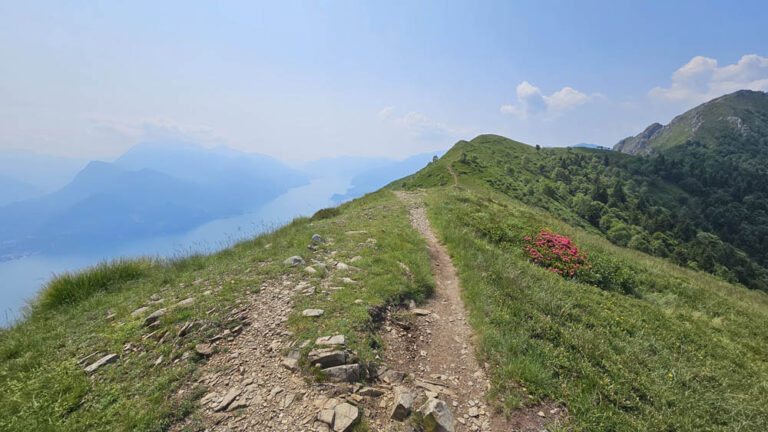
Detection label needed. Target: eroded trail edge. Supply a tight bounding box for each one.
[391,191,505,431]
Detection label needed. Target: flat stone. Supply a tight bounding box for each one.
[131,306,149,317]
[349,256,363,262]
[302,308,325,317]
[468,406,479,417]
[336,262,350,271]
[175,297,195,307]
[317,409,335,425]
[324,364,361,383]
[419,398,454,432]
[284,256,305,266]
[195,343,214,356]
[282,357,299,371]
[411,308,431,316]
[305,266,318,274]
[316,335,347,347]
[226,398,249,411]
[345,230,368,235]
[84,353,118,373]
[333,402,360,432]
[380,369,407,383]
[357,387,385,397]
[215,388,242,412]
[308,348,348,368]
[142,308,167,326]
[390,387,414,421]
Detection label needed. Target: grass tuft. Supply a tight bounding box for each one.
[37,258,154,311]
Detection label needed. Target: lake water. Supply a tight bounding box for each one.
[0,177,351,326]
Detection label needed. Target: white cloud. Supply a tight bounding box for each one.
[650,54,768,103]
[377,106,396,120]
[378,107,472,141]
[500,81,598,119]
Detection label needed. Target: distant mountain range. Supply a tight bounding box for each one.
[0,142,446,258]
[0,142,309,257]
[0,150,87,205]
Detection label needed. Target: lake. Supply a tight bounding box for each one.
[0,177,351,326]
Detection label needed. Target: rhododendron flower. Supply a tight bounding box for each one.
[523,229,590,280]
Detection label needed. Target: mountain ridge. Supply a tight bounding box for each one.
[614,89,768,155]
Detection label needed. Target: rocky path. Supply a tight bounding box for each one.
[171,193,523,432]
[389,191,506,431]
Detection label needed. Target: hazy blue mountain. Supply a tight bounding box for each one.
[114,141,307,195]
[0,142,310,257]
[0,174,42,206]
[0,149,87,193]
[331,151,444,202]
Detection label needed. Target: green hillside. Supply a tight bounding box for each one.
[394,141,768,430]
[613,90,768,280]
[399,134,768,291]
[2,129,768,431]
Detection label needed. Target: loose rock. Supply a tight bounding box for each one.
[312,234,324,244]
[308,348,348,368]
[284,256,305,266]
[323,364,361,383]
[302,308,325,317]
[317,409,335,425]
[195,343,214,356]
[333,403,360,432]
[390,387,414,421]
[316,335,347,347]
[131,306,149,317]
[419,398,454,432]
[84,353,118,373]
[214,388,242,412]
[175,297,195,307]
[142,308,166,326]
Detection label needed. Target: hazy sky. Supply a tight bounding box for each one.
[1,1,767,161]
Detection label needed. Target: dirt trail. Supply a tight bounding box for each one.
[389,191,506,431]
[447,164,459,186]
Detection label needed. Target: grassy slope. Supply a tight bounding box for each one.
[393,139,768,431]
[0,190,433,431]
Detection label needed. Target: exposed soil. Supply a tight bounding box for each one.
[390,191,567,432]
[387,191,506,431]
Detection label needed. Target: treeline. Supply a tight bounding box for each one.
[455,136,768,291]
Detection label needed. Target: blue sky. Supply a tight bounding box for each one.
[1,0,767,161]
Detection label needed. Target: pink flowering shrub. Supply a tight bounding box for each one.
[523,230,591,277]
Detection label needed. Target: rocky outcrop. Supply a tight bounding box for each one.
[613,122,663,155]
